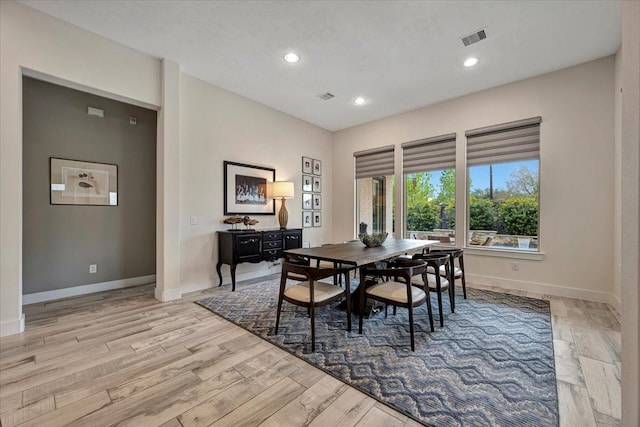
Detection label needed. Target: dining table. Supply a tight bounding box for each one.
[284,238,441,315]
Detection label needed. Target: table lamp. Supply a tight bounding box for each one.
[272,181,294,229]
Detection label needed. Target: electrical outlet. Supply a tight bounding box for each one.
[511,262,519,271]
[89,264,97,274]
[303,241,311,248]
[190,215,197,225]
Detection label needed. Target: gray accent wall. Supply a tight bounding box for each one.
[22,77,157,295]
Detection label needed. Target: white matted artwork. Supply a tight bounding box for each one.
[302,157,312,174]
[302,211,313,228]
[312,159,322,176]
[312,176,322,193]
[313,193,322,210]
[312,211,322,227]
[302,193,313,210]
[50,157,117,206]
[302,175,313,192]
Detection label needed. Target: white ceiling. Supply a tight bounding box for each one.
[19,0,621,132]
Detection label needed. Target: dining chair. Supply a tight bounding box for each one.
[275,261,352,352]
[429,248,467,299]
[405,253,452,327]
[358,259,434,351]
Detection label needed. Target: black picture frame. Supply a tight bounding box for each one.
[223,161,275,215]
[312,159,322,176]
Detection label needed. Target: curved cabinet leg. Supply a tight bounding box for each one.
[216,262,224,286]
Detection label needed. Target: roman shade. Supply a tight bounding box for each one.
[466,117,541,166]
[354,145,395,179]
[402,133,456,174]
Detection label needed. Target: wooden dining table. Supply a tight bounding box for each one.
[284,238,441,315]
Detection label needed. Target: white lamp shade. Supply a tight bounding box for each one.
[272,181,294,199]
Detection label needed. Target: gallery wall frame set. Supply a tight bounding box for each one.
[223,160,275,215]
[302,156,322,227]
[50,157,118,206]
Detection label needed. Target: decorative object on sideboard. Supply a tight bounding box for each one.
[359,232,388,247]
[223,215,259,230]
[272,181,295,229]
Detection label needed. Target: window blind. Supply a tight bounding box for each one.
[354,145,395,179]
[466,116,541,166]
[401,133,456,174]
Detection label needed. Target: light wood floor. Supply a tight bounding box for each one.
[0,276,621,426]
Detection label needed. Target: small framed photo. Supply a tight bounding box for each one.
[312,159,322,176]
[302,193,313,210]
[302,175,313,192]
[302,211,313,228]
[313,193,322,210]
[313,211,322,227]
[302,157,312,174]
[312,176,322,193]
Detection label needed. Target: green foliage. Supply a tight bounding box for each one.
[498,197,538,236]
[406,201,439,231]
[437,169,455,205]
[405,173,435,207]
[469,197,496,230]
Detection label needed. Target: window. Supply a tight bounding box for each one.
[402,134,456,244]
[466,117,541,251]
[355,146,395,235]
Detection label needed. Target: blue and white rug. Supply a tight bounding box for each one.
[196,281,558,426]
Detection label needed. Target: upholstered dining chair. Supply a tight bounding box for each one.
[275,261,352,352]
[407,253,452,327]
[429,248,467,299]
[358,259,434,351]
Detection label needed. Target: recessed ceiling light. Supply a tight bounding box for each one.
[283,52,300,63]
[353,96,367,105]
[464,57,479,67]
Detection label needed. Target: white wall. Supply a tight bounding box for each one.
[0,0,161,335]
[179,74,333,293]
[332,57,616,302]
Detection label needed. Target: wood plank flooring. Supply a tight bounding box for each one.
[0,276,621,426]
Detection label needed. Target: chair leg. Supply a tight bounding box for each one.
[448,256,456,312]
[275,296,283,334]
[408,305,415,351]
[310,304,315,351]
[345,272,352,332]
[358,285,365,334]
[425,294,435,332]
[436,281,444,327]
[459,255,467,299]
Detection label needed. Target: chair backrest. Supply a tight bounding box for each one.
[430,248,463,259]
[373,259,429,284]
[411,253,451,275]
[281,261,347,282]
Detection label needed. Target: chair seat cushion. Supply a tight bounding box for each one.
[284,281,344,303]
[426,265,463,277]
[366,281,426,304]
[411,273,450,289]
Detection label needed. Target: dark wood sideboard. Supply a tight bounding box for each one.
[216,229,302,291]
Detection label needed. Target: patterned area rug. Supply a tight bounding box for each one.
[196,281,558,426]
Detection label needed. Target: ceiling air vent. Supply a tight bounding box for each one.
[461,29,487,47]
[317,92,335,101]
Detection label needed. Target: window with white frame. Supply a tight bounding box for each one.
[465,117,541,251]
[402,133,456,244]
[354,146,395,236]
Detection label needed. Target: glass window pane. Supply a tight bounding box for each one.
[357,175,394,235]
[467,160,539,251]
[404,169,455,244]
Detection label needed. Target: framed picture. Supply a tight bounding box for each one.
[302,211,313,228]
[302,193,313,210]
[312,159,322,176]
[313,193,322,210]
[50,157,118,206]
[302,175,313,192]
[313,211,322,227]
[302,156,312,174]
[224,161,275,215]
[312,176,322,193]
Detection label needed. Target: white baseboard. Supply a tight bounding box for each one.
[0,313,25,337]
[23,275,156,305]
[181,267,280,296]
[467,273,614,304]
[154,287,182,302]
